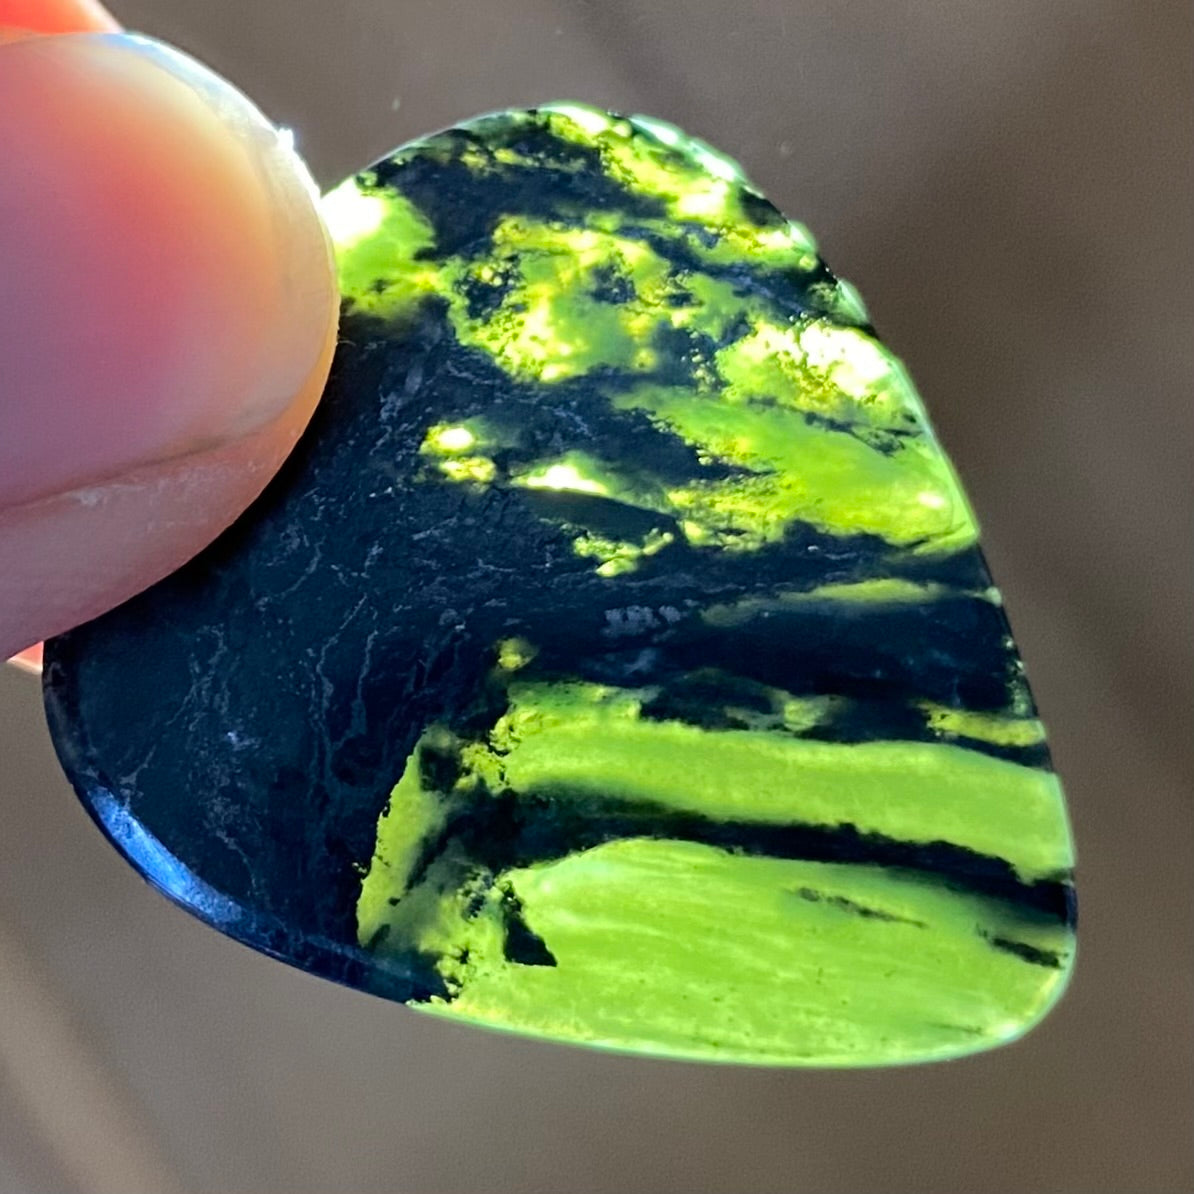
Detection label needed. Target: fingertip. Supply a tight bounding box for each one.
[0,32,339,653]
[0,33,337,509]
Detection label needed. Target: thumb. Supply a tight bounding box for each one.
[0,20,338,659]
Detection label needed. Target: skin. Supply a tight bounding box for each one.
[0,0,340,660]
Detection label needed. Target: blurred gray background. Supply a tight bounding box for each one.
[1,1,1191,1191]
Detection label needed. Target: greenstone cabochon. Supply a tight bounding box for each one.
[43,102,1074,1066]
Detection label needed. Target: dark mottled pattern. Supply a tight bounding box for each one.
[42,105,1073,1060]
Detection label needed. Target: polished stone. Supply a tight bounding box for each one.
[44,102,1075,1065]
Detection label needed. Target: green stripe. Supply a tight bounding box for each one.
[405,840,1072,1066]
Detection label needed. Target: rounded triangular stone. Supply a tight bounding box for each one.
[44,102,1075,1066]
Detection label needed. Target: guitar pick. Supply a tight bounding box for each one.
[44,102,1075,1065]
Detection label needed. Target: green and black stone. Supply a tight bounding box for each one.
[43,103,1075,1065]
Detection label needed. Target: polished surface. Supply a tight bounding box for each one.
[44,104,1073,1065]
